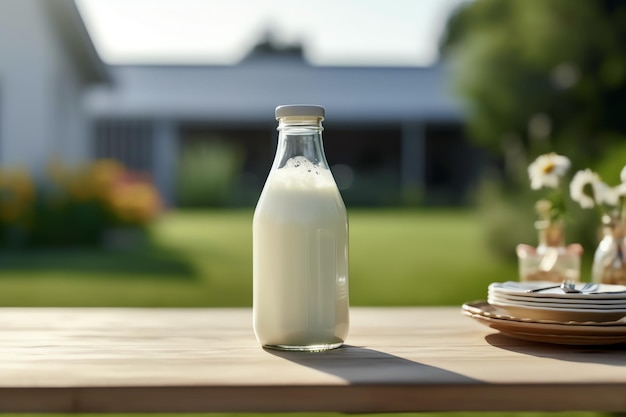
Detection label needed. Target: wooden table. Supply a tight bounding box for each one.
[1,307,626,413]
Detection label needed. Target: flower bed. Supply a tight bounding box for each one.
[0,159,161,249]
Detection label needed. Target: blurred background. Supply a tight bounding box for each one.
[0,0,625,313]
[1,3,625,417]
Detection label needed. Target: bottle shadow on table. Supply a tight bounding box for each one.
[485,333,626,366]
[264,344,480,384]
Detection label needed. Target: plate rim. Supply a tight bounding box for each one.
[462,301,626,345]
[462,301,626,326]
[489,281,626,300]
[487,291,626,306]
[487,295,626,312]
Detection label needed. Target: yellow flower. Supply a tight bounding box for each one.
[0,167,35,223]
[108,181,161,225]
[90,159,125,198]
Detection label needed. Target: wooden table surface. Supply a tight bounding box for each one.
[1,307,626,413]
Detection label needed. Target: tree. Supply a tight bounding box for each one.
[440,0,626,258]
[442,0,626,178]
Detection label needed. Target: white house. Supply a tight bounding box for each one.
[84,44,477,206]
[1,1,478,207]
[0,0,108,175]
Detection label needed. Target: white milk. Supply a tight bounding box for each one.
[253,158,349,350]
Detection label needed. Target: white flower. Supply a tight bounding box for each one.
[569,169,616,208]
[614,182,626,199]
[597,181,619,206]
[528,153,571,190]
[614,165,626,199]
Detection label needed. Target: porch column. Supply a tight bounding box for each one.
[152,119,179,207]
[401,121,426,200]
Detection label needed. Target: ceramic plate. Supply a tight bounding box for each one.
[487,298,626,322]
[488,294,626,310]
[488,295,626,313]
[489,281,626,300]
[487,291,626,307]
[462,301,626,345]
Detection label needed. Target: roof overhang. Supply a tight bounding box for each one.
[43,0,110,85]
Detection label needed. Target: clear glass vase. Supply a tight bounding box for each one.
[516,221,581,283]
[592,215,626,285]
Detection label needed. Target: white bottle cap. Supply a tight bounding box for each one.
[275,104,325,120]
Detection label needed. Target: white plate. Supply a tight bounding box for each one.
[489,281,626,300]
[462,301,626,345]
[487,297,626,322]
[488,293,626,310]
[487,291,626,306]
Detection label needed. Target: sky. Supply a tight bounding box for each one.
[76,0,468,67]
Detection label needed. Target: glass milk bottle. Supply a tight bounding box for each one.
[253,104,349,351]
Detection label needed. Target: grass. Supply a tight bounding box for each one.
[349,209,517,305]
[0,209,614,417]
[0,208,517,307]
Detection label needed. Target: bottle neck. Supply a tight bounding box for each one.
[273,117,328,170]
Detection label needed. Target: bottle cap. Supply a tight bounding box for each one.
[275,104,325,120]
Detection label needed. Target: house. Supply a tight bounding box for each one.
[85,42,482,206]
[1,1,480,207]
[0,0,108,175]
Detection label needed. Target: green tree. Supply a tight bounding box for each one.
[441,0,626,258]
[442,0,626,174]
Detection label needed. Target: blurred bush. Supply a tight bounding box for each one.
[0,159,161,249]
[176,140,243,207]
[442,0,626,165]
[475,170,600,261]
[474,175,537,260]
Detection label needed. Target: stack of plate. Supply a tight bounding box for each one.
[487,281,626,322]
[462,281,626,345]
[462,300,626,345]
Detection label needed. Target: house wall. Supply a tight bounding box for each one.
[0,0,89,176]
[172,120,477,207]
[84,51,469,205]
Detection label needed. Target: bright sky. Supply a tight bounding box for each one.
[76,0,468,66]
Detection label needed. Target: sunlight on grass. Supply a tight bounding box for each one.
[0,209,516,306]
[349,209,517,305]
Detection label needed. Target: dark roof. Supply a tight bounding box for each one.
[42,0,109,84]
[85,56,462,123]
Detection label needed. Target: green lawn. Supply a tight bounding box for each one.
[0,209,612,417]
[0,208,517,307]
